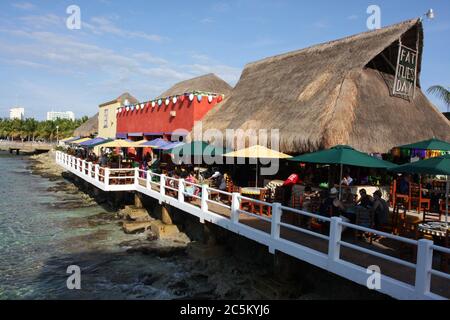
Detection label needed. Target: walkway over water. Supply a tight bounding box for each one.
[55,151,450,300]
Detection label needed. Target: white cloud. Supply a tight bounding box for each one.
[12,2,35,10]
[19,14,64,29]
[200,18,214,24]
[83,16,166,42]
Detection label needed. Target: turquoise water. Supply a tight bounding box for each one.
[0,153,187,299]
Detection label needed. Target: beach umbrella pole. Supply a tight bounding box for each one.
[446,175,449,226]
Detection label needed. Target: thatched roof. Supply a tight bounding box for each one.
[157,73,232,98]
[99,92,138,108]
[195,19,450,154]
[73,113,98,137]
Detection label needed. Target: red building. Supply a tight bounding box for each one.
[116,74,231,140]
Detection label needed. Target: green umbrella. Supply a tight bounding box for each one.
[390,154,450,225]
[397,138,450,152]
[165,141,230,157]
[289,145,396,198]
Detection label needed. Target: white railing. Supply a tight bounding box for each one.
[55,151,450,300]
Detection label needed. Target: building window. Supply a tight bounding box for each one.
[103,109,108,128]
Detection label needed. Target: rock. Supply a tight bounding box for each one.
[122,221,152,234]
[150,220,180,239]
[119,206,152,222]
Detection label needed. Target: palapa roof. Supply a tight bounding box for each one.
[157,73,232,99]
[73,113,98,137]
[99,92,139,108]
[195,19,450,154]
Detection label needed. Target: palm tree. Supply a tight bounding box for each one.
[427,85,450,112]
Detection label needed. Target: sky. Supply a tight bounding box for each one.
[0,0,449,120]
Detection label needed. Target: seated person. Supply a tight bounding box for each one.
[319,188,342,217]
[356,189,373,208]
[372,190,389,228]
[341,187,356,205]
[341,173,354,186]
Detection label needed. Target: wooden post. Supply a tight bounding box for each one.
[415,239,433,298]
[328,217,343,263]
[269,203,282,254]
[231,192,240,224]
[178,178,185,203]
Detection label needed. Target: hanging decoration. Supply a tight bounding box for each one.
[217,95,223,103]
[165,98,170,106]
[152,101,156,108]
[172,96,177,104]
[126,106,130,112]
[131,105,135,111]
[140,103,144,109]
[158,99,163,106]
[189,93,194,101]
[180,95,185,102]
[146,102,150,109]
[197,94,203,102]
[208,95,213,103]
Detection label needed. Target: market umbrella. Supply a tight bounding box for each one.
[78,137,112,148]
[60,136,78,143]
[289,145,396,199]
[390,154,450,225]
[224,145,292,187]
[164,141,228,157]
[96,139,145,168]
[140,138,171,148]
[396,138,450,152]
[96,139,144,148]
[70,137,92,145]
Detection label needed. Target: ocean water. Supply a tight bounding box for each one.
[0,153,196,300]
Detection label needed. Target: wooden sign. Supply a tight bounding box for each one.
[393,43,418,98]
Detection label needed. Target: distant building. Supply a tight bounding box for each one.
[9,107,25,120]
[47,111,75,121]
[98,93,138,139]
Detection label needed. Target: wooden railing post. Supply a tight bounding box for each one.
[134,168,139,186]
[415,239,433,298]
[178,178,185,203]
[201,185,209,212]
[231,192,241,224]
[88,162,92,178]
[146,170,152,189]
[104,168,110,188]
[160,174,166,196]
[269,202,282,254]
[328,217,343,264]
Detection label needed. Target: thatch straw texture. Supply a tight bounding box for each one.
[195,19,450,154]
[73,113,98,137]
[157,73,232,98]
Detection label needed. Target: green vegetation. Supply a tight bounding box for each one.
[427,85,450,112]
[0,117,89,142]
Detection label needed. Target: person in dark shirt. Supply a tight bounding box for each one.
[356,189,373,208]
[320,187,342,217]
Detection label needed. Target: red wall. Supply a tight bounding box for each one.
[116,96,222,135]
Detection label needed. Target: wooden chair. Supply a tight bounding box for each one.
[239,187,253,212]
[253,188,272,216]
